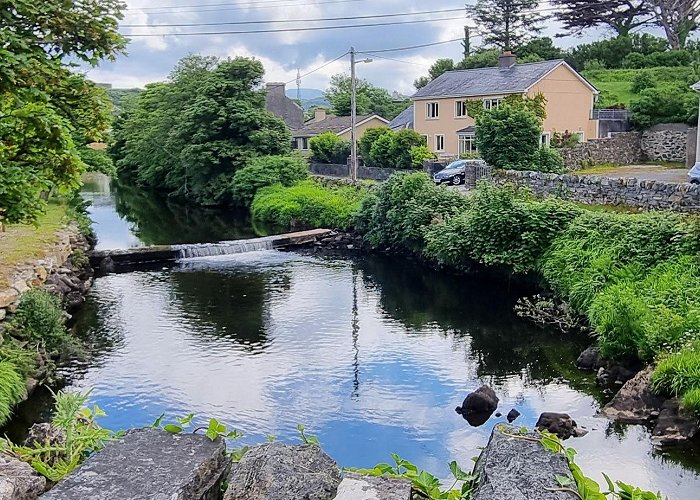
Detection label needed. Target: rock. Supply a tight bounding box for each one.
[334,472,411,500]
[0,308,6,321]
[506,409,520,423]
[0,288,19,308]
[494,412,502,418]
[535,413,579,440]
[41,428,230,500]
[600,366,666,424]
[224,442,341,500]
[576,346,605,370]
[98,257,115,274]
[456,385,499,427]
[596,365,637,387]
[651,398,699,447]
[472,424,573,500]
[11,280,30,294]
[24,423,66,450]
[0,452,47,500]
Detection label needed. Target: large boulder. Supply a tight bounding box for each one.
[455,385,499,427]
[40,428,230,500]
[576,346,605,370]
[651,398,699,447]
[224,442,341,500]
[535,413,584,440]
[472,424,573,500]
[600,366,666,424]
[334,472,411,500]
[0,453,46,500]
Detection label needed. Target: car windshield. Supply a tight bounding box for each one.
[444,161,466,170]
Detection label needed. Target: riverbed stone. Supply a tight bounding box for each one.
[333,472,411,500]
[600,366,666,424]
[40,428,230,500]
[651,398,699,446]
[576,346,605,370]
[0,288,19,308]
[224,442,341,500]
[472,424,573,500]
[0,452,47,500]
[535,413,580,440]
[455,385,499,427]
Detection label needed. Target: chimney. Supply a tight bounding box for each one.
[266,82,285,97]
[313,108,327,122]
[498,51,517,69]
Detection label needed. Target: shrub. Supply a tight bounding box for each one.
[476,105,542,170]
[389,130,428,169]
[425,184,580,273]
[0,362,25,425]
[358,127,392,167]
[251,180,368,230]
[8,288,67,351]
[78,147,116,176]
[368,133,396,170]
[630,72,656,94]
[533,147,564,173]
[630,85,698,129]
[681,387,700,414]
[652,345,700,398]
[409,145,436,168]
[230,154,309,207]
[309,132,350,164]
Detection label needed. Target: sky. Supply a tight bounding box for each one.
[85,0,609,94]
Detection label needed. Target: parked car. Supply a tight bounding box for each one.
[433,159,487,185]
[689,162,700,184]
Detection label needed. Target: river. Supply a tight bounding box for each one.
[7,174,700,498]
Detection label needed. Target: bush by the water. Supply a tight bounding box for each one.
[0,362,25,425]
[78,147,116,176]
[7,288,68,351]
[251,180,368,230]
[231,155,309,207]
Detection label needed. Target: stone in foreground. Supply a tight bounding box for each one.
[225,442,341,500]
[40,428,229,500]
[333,472,411,500]
[600,366,665,424]
[472,424,573,500]
[0,453,46,500]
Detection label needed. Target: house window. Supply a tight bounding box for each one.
[435,134,445,152]
[294,137,309,150]
[455,100,468,118]
[426,102,439,119]
[483,98,501,111]
[458,134,477,155]
[540,133,551,146]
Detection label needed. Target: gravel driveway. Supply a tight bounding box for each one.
[579,165,690,183]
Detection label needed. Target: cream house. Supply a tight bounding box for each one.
[412,53,599,157]
[291,108,389,154]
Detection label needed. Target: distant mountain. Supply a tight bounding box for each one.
[285,88,329,110]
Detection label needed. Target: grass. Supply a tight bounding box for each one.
[0,203,70,288]
[0,361,26,426]
[575,163,623,175]
[651,345,700,414]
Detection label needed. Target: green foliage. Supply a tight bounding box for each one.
[358,127,392,166]
[251,180,368,231]
[230,155,309,207]
[425,184,580,274]
[296,424,319,445]
[630,72,656,94]
[0,343,36,379]
[533,147,565,173]
[466,0,544,52]
[351,453,475,500]
[680,387,700,414]
[362,128,427,169]
[153,413,242,441]
[652,345,700,399]
[112,55,292,205]
[78,147,116,176]
[630,85,698,129]
[0,362,26,426]
[309,132,350,164]
[7,289,68,351]
[410,145,437,167]
[324,74,410,119]
[476,105,543,170]
[568,34,670,70]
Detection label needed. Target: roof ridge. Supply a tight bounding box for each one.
[444,59,563,74]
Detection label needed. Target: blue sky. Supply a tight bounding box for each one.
[86,0,612,93]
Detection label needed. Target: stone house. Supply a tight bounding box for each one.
[411,53,600,157]
[291,108,389,154]
[265,82,304,131]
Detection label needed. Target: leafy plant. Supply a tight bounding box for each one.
[230,154,309,207]
[0,362,26,426]
[152,413,242,441]
[309,132,351,164]
[6,288,69,351]
[296,424,319,445]
[409,145,437,168]
[475,105,543,171]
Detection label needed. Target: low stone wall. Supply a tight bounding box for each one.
[310,162,399,181]
[495,170,700,212]
[642,123,691,163]
[559,132,643,169]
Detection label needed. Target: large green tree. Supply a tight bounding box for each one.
[0,0,126,225]
[552,1,654,37]
[324,74,410,119]
[466,0,545,52]
[113,56,292,205]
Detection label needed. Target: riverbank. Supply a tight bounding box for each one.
[0,202,94,426]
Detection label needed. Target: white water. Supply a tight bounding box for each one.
[174,236,276,259]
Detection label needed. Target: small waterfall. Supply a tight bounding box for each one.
[174,236,276,259]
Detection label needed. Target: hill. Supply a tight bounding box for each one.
[285,88,330,110]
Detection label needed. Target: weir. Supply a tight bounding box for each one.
[88,229,333,267]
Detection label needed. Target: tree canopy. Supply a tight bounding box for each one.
[324,74,410,119]
[552,0,653,37]
[466,0,545,52]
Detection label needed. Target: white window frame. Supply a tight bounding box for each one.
[540,132,551,146]
[458,133,477,155]
[435,134,445,152]
[298,137,309,150]
[426,102,439,119]
[455,100,468,118]
[574,131,585,143]
[483,98,502,111]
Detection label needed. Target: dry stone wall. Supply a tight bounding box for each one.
[642,123,691,163]
[559,132,643,170]
[495,170,700,212]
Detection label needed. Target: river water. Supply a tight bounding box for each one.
[7,174,700,497]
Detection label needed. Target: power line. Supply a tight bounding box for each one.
[365,54,432,68]
[123,15,467,37]
[124,0,364,16]
[121,8,466,28]
[359,37,473,54]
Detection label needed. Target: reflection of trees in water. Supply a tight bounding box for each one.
[167,269,271,351]
[111,181,261,245]
[357,255,600,401]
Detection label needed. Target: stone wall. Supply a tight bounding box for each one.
[559,132,643,169]
[642,123,690,163]
[495,170,700,212]
[310,162,400,181]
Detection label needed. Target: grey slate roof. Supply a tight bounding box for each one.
[412,60,571,99]
[389,106,414,130]
[293,115,375,137]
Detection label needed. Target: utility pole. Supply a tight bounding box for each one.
[296,68,301,105]
[350,46,357,182]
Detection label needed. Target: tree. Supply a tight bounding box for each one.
[358,127,392,165]
[324,74,409,119]
[413,59,454,89]
[551,0,653,37]
[476,105,543,170]
[309,132,351,164]
[647,0,700,49]
[466,0,545,52]
[630,85,698,128]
